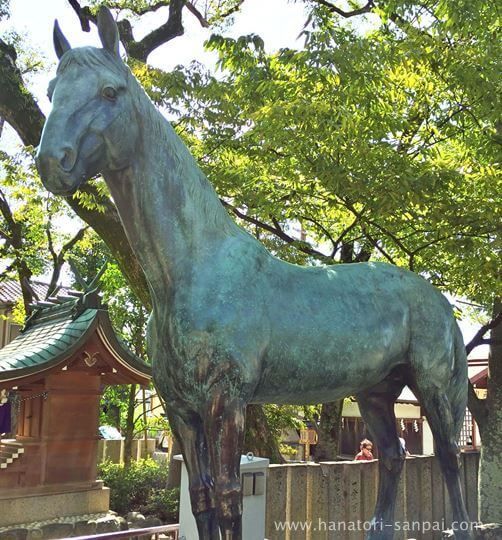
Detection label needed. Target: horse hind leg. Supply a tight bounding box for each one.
[356,375,406,540]
[412,381,473,540]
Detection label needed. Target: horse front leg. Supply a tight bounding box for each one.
[204,393,246,540]
[165,406,219,540]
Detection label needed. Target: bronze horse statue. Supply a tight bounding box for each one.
[37,8,472,539]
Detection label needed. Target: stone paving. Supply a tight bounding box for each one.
[0,511,165,539]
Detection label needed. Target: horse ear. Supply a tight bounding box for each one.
[97,6,120,58]
[53,20,71,60]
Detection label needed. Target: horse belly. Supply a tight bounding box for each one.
[252,307,410,405]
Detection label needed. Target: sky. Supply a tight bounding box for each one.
[0,0,491,352]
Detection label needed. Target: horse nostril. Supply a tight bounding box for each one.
[60,147,76,171]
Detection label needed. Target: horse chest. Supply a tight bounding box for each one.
[149,304,261,404]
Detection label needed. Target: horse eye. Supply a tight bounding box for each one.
[102,86,117,101]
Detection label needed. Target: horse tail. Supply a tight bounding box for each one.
[447,321,469,439]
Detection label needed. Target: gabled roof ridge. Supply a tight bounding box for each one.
[0,278,72,306]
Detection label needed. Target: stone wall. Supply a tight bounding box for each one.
[266,452,480,540]
[96,438,156,464]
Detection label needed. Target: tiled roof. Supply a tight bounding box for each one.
[0,308,97,379]
[0,291,151,383]
[0,280,67,305]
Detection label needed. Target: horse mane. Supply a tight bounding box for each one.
[57,47,128,78]
[123,59,248,239]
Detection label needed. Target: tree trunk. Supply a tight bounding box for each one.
[244,405,285,464]
[478,298,502,523]
[166,435,182,489]
[123,384,137,468]
[314,400,343,461]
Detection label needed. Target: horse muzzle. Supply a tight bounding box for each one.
[36,148,84,196]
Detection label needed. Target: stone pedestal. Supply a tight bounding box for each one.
[176,454,269,540]
[0,483,109,528]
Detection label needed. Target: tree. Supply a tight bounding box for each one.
[0,149,88,314]
[464,305,502,523]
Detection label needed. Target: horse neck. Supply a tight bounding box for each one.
[106,95,239,295]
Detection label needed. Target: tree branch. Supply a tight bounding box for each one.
[332,217,359,257]
[0,38,45,147]
[312,0,374,18]
[466,311,502,356]
[0,187,35,312]
[221,199,332,262]
[219,0,245,19]
[299,214,337,257]
[108,1,170,15]
[67,0,95,32]
[45,224,89,298]
[132,0,185,61]
[185,1,210,28]
[66,0,183,62]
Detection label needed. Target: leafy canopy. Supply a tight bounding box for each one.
[131,0,500,304]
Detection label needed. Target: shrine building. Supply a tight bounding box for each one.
[0,287,151,528]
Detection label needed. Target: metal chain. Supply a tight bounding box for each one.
[19,391,48,402]
[13,391,48,412]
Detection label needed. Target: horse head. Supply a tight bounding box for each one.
[36,8,139,195]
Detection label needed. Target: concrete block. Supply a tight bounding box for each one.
[394,462,406,540]
[266,465,289,540]
[40,523,74,539]
[327,461,346,540]
[0,486,110,528]
[311,463,329,540]
[288,463,308,540]
[431,456,446,540]
[95,516,120,533]
[405,457,421,525]
[463,452,479,522]
[359,460,377,522]
[418,456,433,540]
[342,462,362,540]
[73,520,97,536]
[0,529,29,540]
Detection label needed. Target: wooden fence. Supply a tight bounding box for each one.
[266,452,479,540]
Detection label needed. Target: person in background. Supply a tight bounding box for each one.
[355,438,374,461]
[399,436,412,456]
[0,389,12,437]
